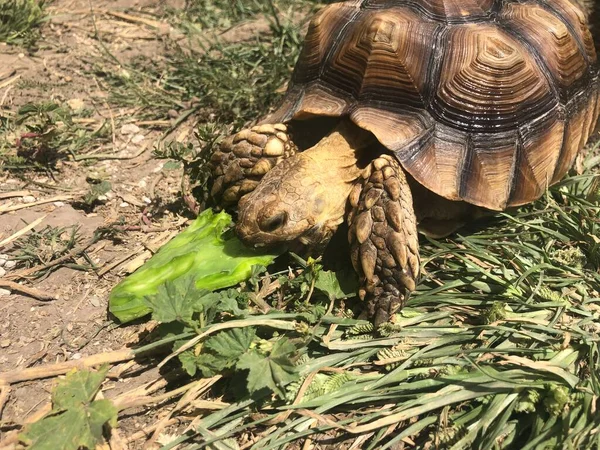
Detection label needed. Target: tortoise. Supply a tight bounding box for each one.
[209,0,600,325]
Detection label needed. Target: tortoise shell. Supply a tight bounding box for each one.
[269,0,600,211]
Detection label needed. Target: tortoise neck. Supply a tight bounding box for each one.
[302,120,375,182]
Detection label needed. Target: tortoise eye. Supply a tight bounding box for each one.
[259,211,288,233]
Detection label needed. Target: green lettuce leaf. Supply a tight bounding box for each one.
[109,209,279,323]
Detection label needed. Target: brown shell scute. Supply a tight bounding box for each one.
[544,0,598,65]
[363,0,495,22]
[432,23,555,132]
[500,2,590,102]
[270,0,600,211]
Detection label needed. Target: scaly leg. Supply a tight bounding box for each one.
[348,155,420,326]
[209,123,297,209]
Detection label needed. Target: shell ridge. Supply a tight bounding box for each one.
[458,134,474,201]
[392,125,436,158]
[319,8,364,80]
[384,0,495,23]
[537,0,597,68]
[423,24,448,107]
[429,22,557,133]
[495,16,565,104]
[506,131,524,207]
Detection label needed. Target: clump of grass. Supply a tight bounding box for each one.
[100,10,305,127]
[170,25,302,127]
[0,0,46,46]
[0,102,110,172]
[97,0,328,124]
[96,0,318,208]
[172,0,272,30]
[11,224,80,268]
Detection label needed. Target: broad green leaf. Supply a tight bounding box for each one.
[179,327,256,377]
[143,275,215,324]
[179,350,200,377]
[314,270,357,301]
[181,328,257,377]
[20,367,116,450]
[162,160,183,171]
[195,353,232,377]
[52,367,110,410]
[212,290,248,317]
[237,338,299,398]
[205,327,256,358]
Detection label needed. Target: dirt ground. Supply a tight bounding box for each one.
[1,1,600,449]
[0,0,203,446]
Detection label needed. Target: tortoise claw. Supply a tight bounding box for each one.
[368,293,403,327]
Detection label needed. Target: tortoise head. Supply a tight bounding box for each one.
[236,154,350,250]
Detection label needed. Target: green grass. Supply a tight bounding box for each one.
[170,0,310,30]
[93,0,323,206]
[0,0,46,46]
[0,102,111,172]
[11,224,81,268]
[97,0,320,126]
[118,161,599,450]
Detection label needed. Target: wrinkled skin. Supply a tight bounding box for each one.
[236,125,369,250]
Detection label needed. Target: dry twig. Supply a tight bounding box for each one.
[0,349,136,384]
[0,195,77,213]
[0,281,56,301]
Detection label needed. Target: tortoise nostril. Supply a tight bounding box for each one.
[259,211,288,232]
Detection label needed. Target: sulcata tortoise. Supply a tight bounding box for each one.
[209,0,600,325]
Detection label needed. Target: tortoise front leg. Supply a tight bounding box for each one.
[209,123,297,209]
[348,155,420,326]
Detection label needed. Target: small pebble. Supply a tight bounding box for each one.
[22,195,36,203]
[53,201,65,207]
[0,340,10,348]
[71,353,82,360]
[131,134,145,144]
[142,196,152,204]
[89,297,101,307]
[97,195,108,202]
[4,260,16,269]
[67,98,85,111]
[120,202,130,208]
[0,258,6,268]
[120,123,140,135]
[0,289,10,297]
[0,267,5,278]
